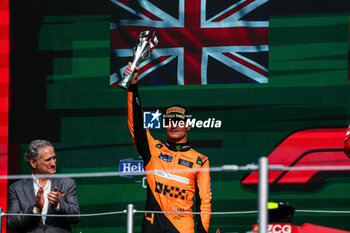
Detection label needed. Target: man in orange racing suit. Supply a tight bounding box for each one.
[125,64,211,233]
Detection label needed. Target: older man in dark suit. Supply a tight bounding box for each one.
[7,140,80,233]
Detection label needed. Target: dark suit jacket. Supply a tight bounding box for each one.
[7,177,80,233]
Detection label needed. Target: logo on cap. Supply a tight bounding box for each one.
[166,106,186,115]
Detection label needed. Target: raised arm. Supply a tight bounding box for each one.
[126,64,155,165]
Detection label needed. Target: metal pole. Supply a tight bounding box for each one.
[0,207,3,232]
[126,204,134,233]
[258,157,268,233]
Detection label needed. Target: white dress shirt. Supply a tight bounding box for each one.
[32,174,52,224]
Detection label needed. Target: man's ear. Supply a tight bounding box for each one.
[29,159,37,169]
[186,125,191,132]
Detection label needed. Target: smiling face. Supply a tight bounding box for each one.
[30,145,57,175]
[165,119,191,143]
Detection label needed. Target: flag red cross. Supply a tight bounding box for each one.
[111,0,268,84]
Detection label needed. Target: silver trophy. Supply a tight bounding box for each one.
[119,30,158,89]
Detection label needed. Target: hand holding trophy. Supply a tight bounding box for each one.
[119,30,158,89]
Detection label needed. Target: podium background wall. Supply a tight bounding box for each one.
[7,0,350,232]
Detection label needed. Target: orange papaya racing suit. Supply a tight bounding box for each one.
[127,84,211,233]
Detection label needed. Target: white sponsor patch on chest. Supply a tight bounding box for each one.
[155,169,189,184]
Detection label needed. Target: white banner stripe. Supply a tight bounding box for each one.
[155,169,189,184]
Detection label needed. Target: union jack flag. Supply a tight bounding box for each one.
[110,0,269,86]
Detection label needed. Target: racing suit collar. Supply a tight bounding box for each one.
[165,141,191,152]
